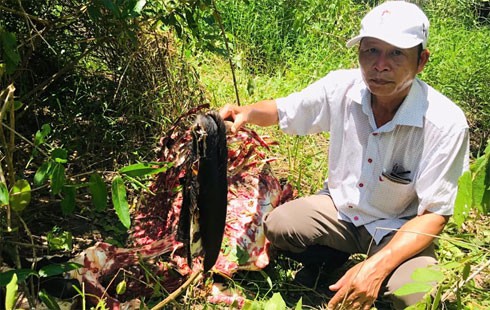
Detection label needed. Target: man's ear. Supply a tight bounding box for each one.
[417,49,430,73]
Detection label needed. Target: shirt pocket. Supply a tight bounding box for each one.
[368,175,416,217]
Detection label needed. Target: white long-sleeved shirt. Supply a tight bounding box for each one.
[276,69,469,243]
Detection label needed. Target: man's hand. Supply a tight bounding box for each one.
[328,258,387,310]
[219,100,279,133]
[327,212,448,309]
[219,104,248,133]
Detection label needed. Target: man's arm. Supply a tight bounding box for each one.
[328,212,449,310]
[219,100,278,133]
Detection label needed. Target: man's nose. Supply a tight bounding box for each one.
[374,53,390,71]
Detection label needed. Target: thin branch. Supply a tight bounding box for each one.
[0,5,51,26]
[151,270,204,310]
[1,121,49,158]
[442,259,490,301]
[212,1,241,106]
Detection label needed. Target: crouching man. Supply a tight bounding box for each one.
[220,1,469,309]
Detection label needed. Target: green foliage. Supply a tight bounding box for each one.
[0,29,20,74]
[5,273,18,310]
[454,140,490,225]
[111,176,131,229]
[47,227,73,251]
[10,179,31,212]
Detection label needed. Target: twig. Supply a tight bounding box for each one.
[442,259,490,301]
[0,4,50,26]
[212,1,241,106]
[0,121,49,158]
[151,269,204,310]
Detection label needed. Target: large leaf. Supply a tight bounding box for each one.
[5,273,18,310]
[111,176,131,229]
[61,186,76,215]
[394,282,433,297]
[0,31,20,74]
[0,269,37,286]
[264,293,286,310]
[0,182,9,206]
[453,169,473,226]
[118,162,171,178]
[10,179,31,212]
[410,267,444,283]
[50,162,65,195]
[38,262,82,277]
[34,161,52,186]
[89,173,108,211]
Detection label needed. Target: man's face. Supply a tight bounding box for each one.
[358,38,428,103]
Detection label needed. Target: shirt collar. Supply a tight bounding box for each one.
[347,75,428,131]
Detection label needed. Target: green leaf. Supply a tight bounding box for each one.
[51,148,68,164]
[471,153,490,213]
[453,170,472,226]
[34,161,52,186]
[10,179,31,212]
[0,269,37,286]
[264,293,286,310]
[394,282,433,296]
[132,0,146,14]
[0,31,20,74]
[410,267,444,283]
[294,297,303,310]
[38,263,82,278]
[34,124,51,146]
[39,290,61,310]
[5,273,18,310]
[0,182,9,206]
[47,230,72,251]
[259,270,273,289]
[61,186,76,215]
[89,173,108,211]
[112,176,131,229]
[118,162,171,178]
[236,246,250,265]
[50,162,65,195]
[13,101,23,111]
[116,280,127,294]
[242,300,264,310]
[462,262,471,281]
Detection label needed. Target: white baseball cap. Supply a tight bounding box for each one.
[346,1,429,49]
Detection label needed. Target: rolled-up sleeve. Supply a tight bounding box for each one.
[415,126,470,215]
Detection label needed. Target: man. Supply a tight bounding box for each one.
[220,1,469,309]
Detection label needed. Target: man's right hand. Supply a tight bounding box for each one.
[219,100,279,133]
[219,104,249,133]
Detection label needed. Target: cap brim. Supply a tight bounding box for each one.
[346,34,423,49]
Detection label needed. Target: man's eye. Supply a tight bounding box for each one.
[392,50,402,56]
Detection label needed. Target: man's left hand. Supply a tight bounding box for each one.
[327,258,386,310]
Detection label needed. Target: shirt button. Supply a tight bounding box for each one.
[359,183,364,187]
[354,216,359,221]
[372,133,378,136]
[367,158,373,163]
[348,205,353,209]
